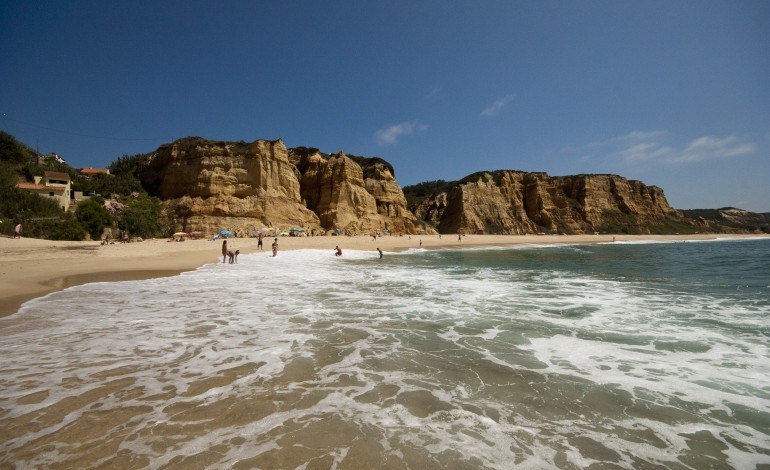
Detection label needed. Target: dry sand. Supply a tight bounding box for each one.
[1,233,765,317]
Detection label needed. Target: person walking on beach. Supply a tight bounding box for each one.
[272,238,279,257]
[221,240,228,263]
[13,223,22,239]
[377,247,383,259]
[258,232,264,250]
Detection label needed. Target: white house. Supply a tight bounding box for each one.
[16,171,72,211]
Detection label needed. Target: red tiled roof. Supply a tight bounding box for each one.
[80,167,110,175]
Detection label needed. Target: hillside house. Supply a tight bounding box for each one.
[16,171,72,211]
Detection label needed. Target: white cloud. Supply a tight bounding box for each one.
[425,85,441,100]
[480,94,515,117]
[606,130,669,145]
[585,130,755,166]
[674,135,755,163]
[618,142,675,163]
[374,121,428,146]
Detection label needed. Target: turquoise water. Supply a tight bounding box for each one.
[1,238,768,468]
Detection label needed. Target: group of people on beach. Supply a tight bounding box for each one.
[220,238,385,264]
[222,237,280,263]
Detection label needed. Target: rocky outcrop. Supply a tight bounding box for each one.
[288,148,420,233]
[681,208,770,233]
[139,137,702,237]
[408,171,682,234]
[139,137,322,235]
[138,138,423,236]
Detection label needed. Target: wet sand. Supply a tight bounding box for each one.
[1,233,765,317]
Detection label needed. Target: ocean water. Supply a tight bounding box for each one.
[1,238,769,469]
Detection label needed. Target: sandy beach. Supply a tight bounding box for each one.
[1,233,766,317]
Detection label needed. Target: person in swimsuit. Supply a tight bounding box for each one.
[222,240,228,263]
[272,238,279,257]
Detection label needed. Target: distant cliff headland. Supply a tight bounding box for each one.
[136,137,768,236]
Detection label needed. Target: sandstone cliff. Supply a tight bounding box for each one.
[288,148,420,234]
[138,137,321,235]
[407,171,683,235]
[138,138,422,236]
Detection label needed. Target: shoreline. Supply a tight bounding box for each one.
[1,233,766,318]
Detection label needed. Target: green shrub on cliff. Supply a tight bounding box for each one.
[49,213,87,241]
[117,195,168,239]
[76,197,112,239]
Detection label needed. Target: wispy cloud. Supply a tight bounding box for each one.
[675,135,755,163]
[425,85,441,100]
[584,130,755,166]
[374,121,428,146]
[480,94,515,117]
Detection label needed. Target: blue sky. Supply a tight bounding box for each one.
[2,1,768,211]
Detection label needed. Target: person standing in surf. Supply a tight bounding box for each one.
[272,238,279,257]
[221,239,228,263]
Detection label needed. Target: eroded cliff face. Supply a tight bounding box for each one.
[139,138,422,235]
[139,137,682,237]
[288,148,419,233]
[410,171,680,234]
[139,137,322,235]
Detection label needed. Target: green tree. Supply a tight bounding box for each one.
[49,213,86,240]
[109,153,144,177]
[72,172,142,197]
[76,197,111,240]
[0,130,35,164]
[119,195,168,238]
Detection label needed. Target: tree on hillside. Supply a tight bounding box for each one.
[0,130,35,164]
[76,197,111,240]
[118,195,167,239]
[109,153,144,178]
[49,213,87,241]
[72,172,143,197]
